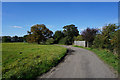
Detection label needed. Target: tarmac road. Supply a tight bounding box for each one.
[39,45,117,78]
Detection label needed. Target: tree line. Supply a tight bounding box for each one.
[2,36,25,42]
[2,23,120,54]
[2,24,79,45]
[26,24,79,45]
[74,24,120,54]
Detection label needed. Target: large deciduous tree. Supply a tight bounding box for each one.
[63,24,79,37]
[81,28,98,47]
[53,31,64,43]
[62,24,79,45]
[27,24,53,44]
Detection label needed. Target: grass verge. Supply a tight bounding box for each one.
[2,43,67,79]
[73,45,119,73]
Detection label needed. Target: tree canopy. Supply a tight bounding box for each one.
[63,24,79,37]
[62,24,79,45]
[53,31,64,44]
[93,24,120,54]
[27,24,53,44]
[81,27,98,47]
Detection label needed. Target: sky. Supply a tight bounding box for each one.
[2,2,118,36]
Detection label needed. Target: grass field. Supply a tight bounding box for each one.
[2,43,67,79]
[73,45,119,73]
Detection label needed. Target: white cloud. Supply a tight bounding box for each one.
[12,26,22,28]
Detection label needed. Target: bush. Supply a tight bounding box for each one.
[74,35,84,41]
[58,37,67,45]
[93,24,120,54]
[46,38,54,45]
[93,34,104,48]
[59,36,73,45]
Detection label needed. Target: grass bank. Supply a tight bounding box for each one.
[73,45,119,73]
[2,43,67,79]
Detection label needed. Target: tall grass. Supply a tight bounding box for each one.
[2,43,67,79]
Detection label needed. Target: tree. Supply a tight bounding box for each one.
[53,31,64,43]
[18,37,23,42]
[46,38,54,45]
[23,35,28,42]
[74,35,84,41]
[62,24,79,45]
[27,24,53,44]
[101,24,118,50]
[110,29,120,54]
[2,36,11,42]
[63,24,79,37]
[81,28,98,47]
[93,34,104,48]
[93,24,120,54]
[26,31,33,43]
[12,36,19,42]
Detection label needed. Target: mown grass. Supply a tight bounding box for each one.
[2,43,67,79]
[73,45,119,73]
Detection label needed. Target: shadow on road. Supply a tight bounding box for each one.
[67,49,75,55]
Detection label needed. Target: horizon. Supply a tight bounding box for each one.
[2,2,118,37]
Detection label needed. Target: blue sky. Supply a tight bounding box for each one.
[2,2,118,36]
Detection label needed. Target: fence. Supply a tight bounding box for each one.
[74,41,87,47]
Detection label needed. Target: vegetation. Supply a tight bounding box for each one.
[2,24,79,45]
[73,45,119,72]
[2,36,24,42]
[53,31,64,44]
[93,24,120,54]
[53,24,79,45]
[62,24,79,45]
[58,36,70,45]
[2,43,67,79]
[27,24,53,44]
[2,36,11,42]
[46,38,54,45]
[81,28,98,47]
[2,23,120,76]
[74,35,84,41]
[74,24,120,73]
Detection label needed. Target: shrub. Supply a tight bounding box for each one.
[93,34,104,48]
[74,35,84,41]
[58,37,67,45]
[46,38,54,45]
[59,36,73,45]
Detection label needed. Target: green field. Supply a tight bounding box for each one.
[73,45,119,73]
[2,43,67,79]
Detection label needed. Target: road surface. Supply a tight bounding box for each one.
[38,45,117,78]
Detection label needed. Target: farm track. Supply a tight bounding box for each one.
[38,45,117,78]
